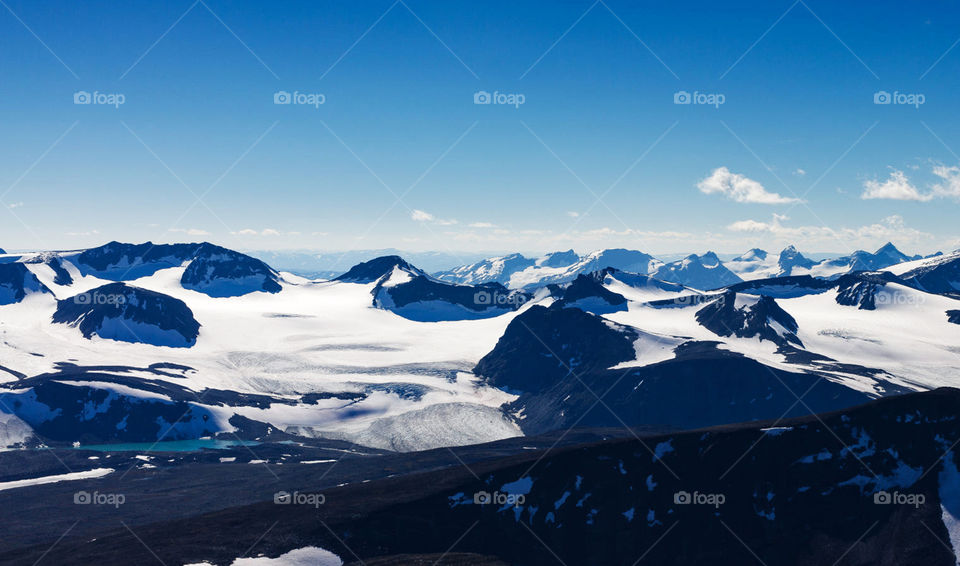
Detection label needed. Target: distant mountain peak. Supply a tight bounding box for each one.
[652,252,742,290]
[736,248,768,261]
[540,249,579,267]
[335,255,425,283]
[777,245,815,275]
[700,251,721,266]
[875,241,901,254]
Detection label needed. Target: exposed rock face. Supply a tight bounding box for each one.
[53,282,201,347]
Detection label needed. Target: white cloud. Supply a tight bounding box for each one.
[697,167,802,204]
[793,168,806,176]
[411,208,456,225]
[65,229,101,237]
[7,202,24,209]
[932,164,960,199]
[861,169,932,201]
[231,228,283,236]
[566,211,580,218]
[169,228,211,236]
[411,209,434,222]
[468,222,495,228]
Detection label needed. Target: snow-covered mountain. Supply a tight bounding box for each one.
[180,243,281,297]
[1,240,958,455]
[431,243,934,291]
[0,244,527,450]
[776,244,817,275]
[436,248,662,290]
[650,251,742,289]
[248,248,491,280]
[471,261,959,433]
[727,242,926,281]
[893,250,960,297]
[432,253,535,286]
[338,255,531,321]
[0,262,50,305]
[53,282,201,347]
[723,247,773,277]
[802,242,923,279]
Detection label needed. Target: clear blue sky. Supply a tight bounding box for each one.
[1,0,958,256]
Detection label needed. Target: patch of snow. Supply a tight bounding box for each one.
[0,467,114,491]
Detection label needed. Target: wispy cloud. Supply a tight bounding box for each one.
[411,209,434,222]
[932,164,960,199]
[727,214,930,247]
[698,167,802,204]
[168,228,211,236]
[411,209,457,225]
[231,228,285,236]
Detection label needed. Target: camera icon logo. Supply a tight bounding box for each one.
[74,491,91,504]
[674,490,691,504]
[874,491,891,504]
[474,91,492,105]
[873,91,891,105]
[274,491,292,504]
[74,293,92,305]
[274,91,292,105]
[474,491,492,504]
[673,90,691,105]
[74,91,92,105]
[473,291,492,305]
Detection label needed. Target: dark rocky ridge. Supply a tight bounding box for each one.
[474,304,885,435]
[52,282,201,347]
[0,263,50,305]
[695,291,802,347]
[11,389,960,565]
[76,241,282,297]
[335,255,425,283]
[835,271,904,310]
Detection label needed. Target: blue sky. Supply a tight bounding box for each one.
[1,0,959,256]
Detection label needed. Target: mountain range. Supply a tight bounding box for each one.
[434,242,939,291]
[1,239,960,564]
[0,239,958,453]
